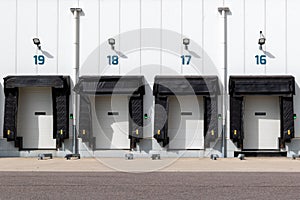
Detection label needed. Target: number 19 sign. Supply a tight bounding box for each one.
[33,55,45,65]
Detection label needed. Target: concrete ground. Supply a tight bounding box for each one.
[0,157,300,172]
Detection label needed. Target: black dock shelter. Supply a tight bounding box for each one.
[3,76,70,150]
[229,76,295,150]
[153,76,220,148]
[74,76,145,149]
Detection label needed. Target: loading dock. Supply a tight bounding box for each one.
[3,76,70,150]
[153,76,219,149]
[74,76,145,150]
[229,76,295,156]
[168,96,204,149]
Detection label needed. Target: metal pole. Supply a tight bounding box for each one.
[71,8,82,154]
[218,7,230,158]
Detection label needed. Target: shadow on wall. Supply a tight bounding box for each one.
[0,83,21,156]
[41,49,54,59]
[137,83,153,153]
[64,83,74,153]
[261,49,275,59]
[186,49,201,58]
[168,96,184,150]
[288,82,300,154]
[114,50,128,59]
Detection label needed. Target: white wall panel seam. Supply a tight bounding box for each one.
[285,0,287,74]
[160,0,162,74]
[202,0,205,75]
[97,0,101,75]
[264,0,266,74]
[16,0,38,75]
[181,0,183,74]
[56,0,59,74]
[139,0,142,74]
[36,0,38,38]
[119,0,121,75]
[98,0,100,74]
[36,0,38,74]
[15,0,18,74]
[243,0,245,74]
[202,0,204,74]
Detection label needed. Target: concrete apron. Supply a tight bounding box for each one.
[0,157,300,173]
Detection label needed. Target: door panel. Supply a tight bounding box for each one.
[94,96,130,149]
[244,96,280,149]
[17,87,55,149]
[168,96,204,149]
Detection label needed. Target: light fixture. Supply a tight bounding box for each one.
[144,113,148,119]
[108,38,115,50]
[183,38,190,50]
[258,31,266,50]
[33,38,41,50]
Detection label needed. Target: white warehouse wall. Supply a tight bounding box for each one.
[226,0,300,139]
[0,0,300,156]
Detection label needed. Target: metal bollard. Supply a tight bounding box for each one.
[38,153,53,160]
[210,154,219,160]
[151,154,161,160]
[125,153,134,160]
[237,154,245,160]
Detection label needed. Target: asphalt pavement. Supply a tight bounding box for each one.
[0,172,299,200]
[1,158,300,199]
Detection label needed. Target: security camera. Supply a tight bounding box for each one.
[258,31,266,50]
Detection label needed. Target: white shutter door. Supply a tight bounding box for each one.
[244,96,280,149]
[94,96,130,149]
[168,96,204,149]
[17,87,55,149]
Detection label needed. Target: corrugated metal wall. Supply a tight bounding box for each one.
[0,0,300,141]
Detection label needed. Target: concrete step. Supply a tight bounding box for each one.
[234,150,287,157]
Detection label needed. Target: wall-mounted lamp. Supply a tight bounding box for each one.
[33,38,41,50]
[183,38,190,50]
[108,38,115,50]
[258,31,266,50]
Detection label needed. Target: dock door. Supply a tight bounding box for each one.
[243,96,280,150]
[3,76,70,150]
[168,96,204,149]
[17,87,55,149]
[229,76,295,156]
[153,76,219,149]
